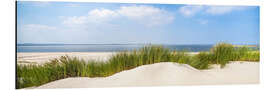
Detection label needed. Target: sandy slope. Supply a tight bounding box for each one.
[36,61,259,88]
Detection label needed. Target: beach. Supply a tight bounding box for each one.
[17,52,116,64]
[14,2,261,89]
[17,52,259,88]
[17,52,200,64]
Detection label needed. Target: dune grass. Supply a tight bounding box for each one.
[16,43,259,89]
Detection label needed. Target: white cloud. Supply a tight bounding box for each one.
[63,16,88,25]
[62,5,174,28]
[118,5,162,19]
[23,24,57,30]
[179,5,246,24]
[88,9,118,18]
[179,5,246,16]
[117,5,174,27]
[63,9,118,26]
[206,6,244,15]
[179,5,203,17]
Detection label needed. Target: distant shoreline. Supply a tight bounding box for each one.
[17,43,259,46]
[17,44,217,52]
[17,52,200,65]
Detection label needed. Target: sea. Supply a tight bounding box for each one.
[17,44,216,52]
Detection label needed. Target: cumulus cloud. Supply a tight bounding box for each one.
[62,5,174,28]
[179,5,246,16]
[117,5,174,27]
[89,9,118,18]
[63,9,118,26]
[205,6,245,15]
[179,5,203,17]
[118,5,164,19]
[63,16,88,25]
[179,5,246,25]
[23,24,57,30]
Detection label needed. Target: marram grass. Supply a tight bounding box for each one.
[16,43,259,89]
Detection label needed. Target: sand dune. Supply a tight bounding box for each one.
[36,62,259,88]
[17,52,259,88]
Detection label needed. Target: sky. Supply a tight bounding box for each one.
[17,1,260,45]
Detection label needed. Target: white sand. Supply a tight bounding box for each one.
[17,52,116,64]
[17,52,198,64]
[36,62,259,88]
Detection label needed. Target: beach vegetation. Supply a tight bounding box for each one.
[16,43,259,89]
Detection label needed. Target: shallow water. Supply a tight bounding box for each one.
[17,44,214,52]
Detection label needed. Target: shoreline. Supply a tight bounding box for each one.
[16,52,200,64]
[17,52,117,64]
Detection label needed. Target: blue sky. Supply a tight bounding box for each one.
[17,1,260,45]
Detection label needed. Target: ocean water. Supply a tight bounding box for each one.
[17,44,215,52]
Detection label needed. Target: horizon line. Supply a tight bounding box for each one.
[17,43,260,45]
